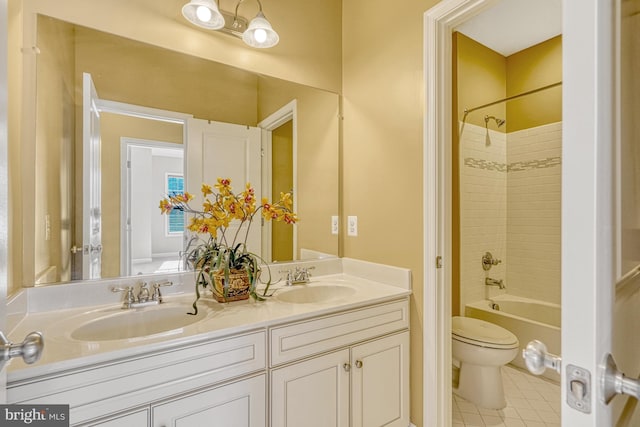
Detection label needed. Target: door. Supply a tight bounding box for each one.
[351,332,410,427]
[557,0,639,424]
[186,119,262,253]
[270,349,350,427]
[82,72,102,279]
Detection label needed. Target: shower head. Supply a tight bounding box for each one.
[484,115,505,128]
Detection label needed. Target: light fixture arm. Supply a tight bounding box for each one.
[233,0,264,22]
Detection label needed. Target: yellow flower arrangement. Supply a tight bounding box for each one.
[159,177,298,312]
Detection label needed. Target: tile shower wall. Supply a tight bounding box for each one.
[460,122,562,311]
[459,123,507,311]
[506,122,562,304]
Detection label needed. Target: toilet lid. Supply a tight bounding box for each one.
[452,316,519,349]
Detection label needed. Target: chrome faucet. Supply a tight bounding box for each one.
[112,281,173,309]
[280,266,315,286]
[485,277,505,289]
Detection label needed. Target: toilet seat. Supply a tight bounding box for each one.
[452,316,518,350]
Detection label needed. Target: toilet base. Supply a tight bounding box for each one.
[453,362,506,409]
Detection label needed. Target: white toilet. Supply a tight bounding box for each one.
[452,316,519,409]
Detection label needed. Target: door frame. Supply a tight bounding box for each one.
[258,99,298,261]
[423,1,501,425]
[424,0,617,426]
[120,137,184,277]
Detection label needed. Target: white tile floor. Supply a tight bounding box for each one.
[453,365,561,427]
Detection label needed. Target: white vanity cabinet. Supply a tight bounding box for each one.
[8,330,267,426]
[151,374,266,427]
[81,408,150,426]
[8,292,410,427]
[269,299,410,427]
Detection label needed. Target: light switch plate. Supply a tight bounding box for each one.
[347,216,358,237]
[331,216,339,235]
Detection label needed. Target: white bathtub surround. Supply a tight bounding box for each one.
[506,122,562,305]
[459,122,507,311]
[465,294,561,382]
[459,121,562,313]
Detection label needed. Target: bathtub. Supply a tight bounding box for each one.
[465,294,561,382]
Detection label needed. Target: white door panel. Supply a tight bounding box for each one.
[82,73,103,279]
[186,119,262,254]
[610,0,640,424]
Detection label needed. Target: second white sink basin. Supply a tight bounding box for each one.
[276,283,357,304]
[70,304,209,342]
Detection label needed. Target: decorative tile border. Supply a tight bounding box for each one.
[507,157,561,172]
[464,158,506,172]
[464,156,561,172]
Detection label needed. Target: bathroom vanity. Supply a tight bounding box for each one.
[6,259,411,427]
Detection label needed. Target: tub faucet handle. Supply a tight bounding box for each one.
[482,252,502,271]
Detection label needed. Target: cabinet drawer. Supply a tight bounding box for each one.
[270,299,408,366]
[9,330,266,425]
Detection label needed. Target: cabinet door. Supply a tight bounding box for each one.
[79,408,149,426]
[271,349,350,427]
[351,332,410,427]
[152,375,266,427]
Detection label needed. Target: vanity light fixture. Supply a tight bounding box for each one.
[181,0,280,48]
[182,0,226,30]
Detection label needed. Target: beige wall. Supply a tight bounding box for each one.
[455,33,507,129]
[342,1,442,424]
[257,77,340,259]
[271,121,294,261]
[33,15,75,283]
[506,35,562,132]
[73,23,259,125]
[20,0,342,92]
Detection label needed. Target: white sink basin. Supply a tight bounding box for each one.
[276,284,356,304]
[70,304,209,341]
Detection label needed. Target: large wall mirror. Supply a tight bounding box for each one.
[25,14,339,287]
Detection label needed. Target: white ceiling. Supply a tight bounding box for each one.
[455,0,562,56]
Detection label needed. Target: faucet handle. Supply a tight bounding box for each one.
[152,281,173,302]
[279,269,294,286]
[138,282,150,302]
[111,286,135,306]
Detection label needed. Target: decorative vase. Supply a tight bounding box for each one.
[210,268,251,302]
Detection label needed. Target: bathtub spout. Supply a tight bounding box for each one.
[485,277,505,289]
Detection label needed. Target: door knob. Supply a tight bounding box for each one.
[522,340,561,375]
[0,331,44,370]
[601,353,640,404]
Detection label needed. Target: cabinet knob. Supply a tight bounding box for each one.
[343,363,351,372]
[355,360,363,369]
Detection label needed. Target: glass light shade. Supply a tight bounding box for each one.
[242,11,279,48]
[182,0,225,30]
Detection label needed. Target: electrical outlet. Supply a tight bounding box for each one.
[331,216,339,235]
[347,216,358,237]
